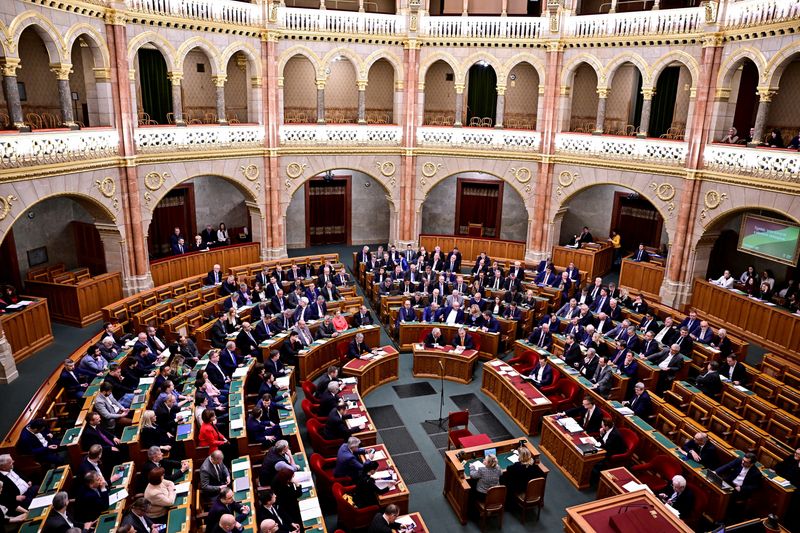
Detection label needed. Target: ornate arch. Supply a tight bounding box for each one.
[127,32,177,72]
[603,52,650,89]
[459,51,502,85]
[321,48,365,80]
[765,40,800,89]
[278,45,323,79]
[220,42,263,79]
[8,12,66,64]
[560,54,604,87]
[176,37,222,76]
[716,47,767,89]
[502,54,546,87]
[64,23,111,71]
[647,51,700,90]
[419,51,460,85]
[363,50,404,85]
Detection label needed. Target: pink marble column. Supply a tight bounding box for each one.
[399,44,420,243]
[263,35,285,257]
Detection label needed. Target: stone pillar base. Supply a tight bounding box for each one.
[0,333,18,384]
[66,122,81,131]
[175,121,187,127]
[525,249,549,265]
[659,279,693,310]
[636,133,647,139]
[264,246,288,260]
[396,239,417,249]
[123,273,154,296]
[592,130,603,135]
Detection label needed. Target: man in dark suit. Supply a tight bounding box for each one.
[681,432,718,469]
[353,305,373,327]
[562,334,583,368]
[639,331,660,357]
[235,322,260,358]
[218,342,240,377]
[145,326,168,356]
[17,418,66,466]
[598,418,626,456]
[43,491,84,533]
[638,313,660,334]
[395,300,417,329]
[318,381,342,418]
[138,446,189,494]
[715,452,762,504]
[645,344,684,391]
[590,356,614,398]
[679,311,700,336]
[206,351,231,390]
[695,361,723,397]
[367,504,401,533]
[57,359,87,399]
[453,327,474,350]
[324,402,360,440]
[623,382,652,418]
[590,289,610,314]
[719,354,747,385]
[527,323,553,351]
[207,264,223,285]
[200,451,231,498]
[270,290,289,314]
[563,396,603,434]
[424,327,445,348]
[119,496,158,533]
[691,321,714,344]
[633,244,650,262]
[659,475,694,518]
[673,327,694,355]
[480,311,500,333]
[74,471,110,523]
[348,333,373,360]
[527,355,553,388]
[654,316,679,346]
[254,315,276,343]
[82,412,124,464]
[206,488,250,533]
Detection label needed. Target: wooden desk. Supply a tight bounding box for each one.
[418,234,525,263]
[25,272,123,327]
[552,244,614,281]
[397,513,429,532]
[481,360,552,435]
[691,278,800,363]
[597,467,645,500]
[397,323,499,360]
[341,382,377,446]
[149,242,261,287]
[412,344,479,384]
[0,298,53,363]
[230,456,259,533]
[563,490,694,533]
[539,414,606,490]
[341,346,400,397]
[368,443,411,514]
[619,257,666,301]
[443,437,545,525]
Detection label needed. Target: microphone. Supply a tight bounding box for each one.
[438,360,444,369]
[616,503,653,514]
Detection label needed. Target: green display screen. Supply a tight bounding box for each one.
[738,214,800,266]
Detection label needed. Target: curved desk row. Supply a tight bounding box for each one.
[397,323,499,360]
[411,345,479,384]
[342,346,400,397]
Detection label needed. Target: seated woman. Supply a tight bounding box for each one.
[252,281,267,303]
[500,447,543,499]
[470,454,501,502]
[140,410,173,452]
[195,372,228,408]
[198,410,235,456]
[332,310,349,332]
[352,460,398,508]
[144,467,176,523]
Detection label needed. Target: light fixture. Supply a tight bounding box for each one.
[510,73,517,81]
[477,60,489,67]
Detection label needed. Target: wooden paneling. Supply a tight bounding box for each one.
[618,258,665,299]
[0,298,53,363]
[691,279,800,364]
[552,244,614,280]
[25,273,123,328]
[418,234,525,263]
[149,243,260,287]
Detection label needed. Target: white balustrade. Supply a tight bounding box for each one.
[278,7,404,35]
[724,0,800,29]
[135,125,265,153]
[417,127,540,152]
[125,0,261,26]
[0,129,119,169]
[704,144,800,181]
[567,7,702,38]
[554,133,687,165]
[420,15,543,39]
[279,124,403,146]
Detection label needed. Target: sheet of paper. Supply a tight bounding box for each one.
[230,419,244,430]
[533,397,549,405]
[370,450,387,461]
[299,498,322,521]
[174,482,191,494]
[232,367,248,378]
[293,471,312,484]
[138,377,155,385]
[341,377,357,384]
[346,416,368,429]
[395,516,415,527]
[275,376,290,389]
[615,406,634,416]
[622,481,651,494]
[108,488,128,506]
[29,494,55,509]
[233,477,250,492]
[231,461,249,473]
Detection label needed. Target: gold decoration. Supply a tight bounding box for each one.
[241,165,260,181]
[557,171,578,187]
[0,195,17,221]
[704,190,727,209]
[376,161,396,177]
[650,182,676,201]
[144,171,168,191]
[95,177,116,198]
[509,167,532,184]
[286,162,307,179]
[143,192,153,205]
[421,162,441,178]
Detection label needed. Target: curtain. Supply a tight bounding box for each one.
[308,181,347,245]
[467,65,497,125]
[733,61,759,136]
[648,66,679,138]
[139,49,172,125]
[458,183,500,237]
[631,69,643,129]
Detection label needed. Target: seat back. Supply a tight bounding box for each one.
[483,485,507,512]
[448,410,469,429]
[524,477,545,503]
[337,342,350,364]
[302,380,319,402]
[302,399,322,421]
[614,428,639,461]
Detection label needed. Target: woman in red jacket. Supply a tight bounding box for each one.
[198,410,234,456]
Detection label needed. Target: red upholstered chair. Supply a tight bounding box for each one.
[302,399,327,424]
[306,418,342,457]
[685,481,711,529]
[472,335,481,353]
[630,454,682,493]
[332,482,379,531]
[417,327,433,344]
[337,342,350,364]
[507,350,539,375]
[309,453,350,498]
[447,410,473,450]
[545,380,579,411]
[540,370,561,395]
[608,427,639,466]
[302,380,320,404]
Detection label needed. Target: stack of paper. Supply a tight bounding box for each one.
[233,477,250,492]
[108,488,128,505]
[371,450,387,461]
[230,419,244,430]
[395,515,415,527]
[615,406,635,416]
[232,367,248,378]
[341,377,357,384]
[299,497,322,521]
[174,482,191,494]
[346,416,368,429]
[558,417,583,433]
[232,461,249,473]
[275,376,290,389]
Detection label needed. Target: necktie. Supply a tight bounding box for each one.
[637,251,642,261]
[584,410,590,427]
[214,463,221,480]
[97,427,114,447]
[538,332,544,347]
[179,245,183,253]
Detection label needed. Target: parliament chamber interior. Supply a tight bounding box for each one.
[2,0,800,531]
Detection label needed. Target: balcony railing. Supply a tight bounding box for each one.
[724,0,800,30]
[566,7,703,38]
[278,7,404,35]
[125,0,262,26]
[417,126,540,152]
[419,15,544,39]
[554,133,688,166]
[279,124,403,146]
[0,128,119,169]
[134,125,265,153]
[704,144,800,181]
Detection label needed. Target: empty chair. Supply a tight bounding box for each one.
[631,454,682,493]
[514,477,545,523]
[447,410,472,450]
[476,484,507,531]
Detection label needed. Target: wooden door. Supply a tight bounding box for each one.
[0,229,22,290]
[305,177,351,246]
[455,178,503,238]
[611,192,663,252]
[71,221,106,275]
[148,185,196,258]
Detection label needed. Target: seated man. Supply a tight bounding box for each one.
[480,310,500,333]
[645,343,684,391]
[562,396,602,434]
[395,300,417,329]
[695,361,722,397]
[527,323,553,351]
[527,354,553,388]
[632,244,650,262]
[424,327,445,348]
[622,382,652,418]
[347,333,374,360]
[681,432,718,469]
[658,475,694,518]
[453,327,474,350]
[58,359,87,399]
[334,437,374,481]
[715,452,762,511]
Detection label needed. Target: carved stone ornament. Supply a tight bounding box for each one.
[241,164,260,181]
[704,190,727,209]
[286,162,307,179]
[144,171,169,191]
[650,182,676,202]
[0,195,17,221]
[557,171,578,187]
[510,167,532,184]
[421,162,441,178]
[376,161,396,177]
[95,177,116,198]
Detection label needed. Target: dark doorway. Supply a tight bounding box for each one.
[305,177,351,246]
[631,70,644,131]
[139,48,172,125]
[0,229,22,291]
[149,185,196,259]
[455,178,503,238]
[732,61,759,138]
[467,64,497,127]
[71,221,106,275]
[610,191,663,253]
[649,66,680,139]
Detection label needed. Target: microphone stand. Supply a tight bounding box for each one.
[425,359,447,431]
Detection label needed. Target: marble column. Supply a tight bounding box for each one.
[462,0,468,15]
[609,0,618,12]
[501,0,508,15]
[357,80,367,124]
[213,75,228,124]
[51,64,79,129]
[0,323,18,384]
[454,83,464,127]
[494,84,506,128]
[168,72,186,126]
[1,58,28,131]
[637,88,654,138]
[593,87,608,135]
[316,80,326,124]
[749,88,774,146]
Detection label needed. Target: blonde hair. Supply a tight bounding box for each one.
[518,447,533,466]
[484,454,498,468]
[141,410,157,428]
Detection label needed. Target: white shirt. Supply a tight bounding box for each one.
[536,364,546,383]
[29,428,48,447]
[713,275,734,289]
[4,470,28,494]
[733,465,751,488]
[446,310,459,325]
[659,352,677,371]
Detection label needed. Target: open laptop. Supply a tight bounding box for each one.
[703,468,733,491]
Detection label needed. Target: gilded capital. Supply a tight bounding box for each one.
[167,71,183,85]
[0,58,21,77]
[756,87,776,102]
[93,67,112,81]
[315,79,326,90]
[454,83,465,94]
[129,69,137,82]
[252,76,263,88]
[212,75,228,88]
[357,80,368,91]
[496,84,507,96]
[104,9,128,26]
[714,87,731,101]
[596,87,609,99]
[50,63,73,81]
[559,85,571,96]
[395,80,404,91]
[641,88,655,100]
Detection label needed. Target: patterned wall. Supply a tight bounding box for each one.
[284,56,317,110]
[606,64,638,126]
[767,60,800,140]
[225,55,249,123]
[366,59,395,117]
[570,64,599,128]
[182,49,216,118]
[17,30,60,116]
[325,59,358,109]
[425,61,456,114]
[673,65,692,127]
[505,62,539,129]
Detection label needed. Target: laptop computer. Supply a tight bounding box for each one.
[703,468,733,491]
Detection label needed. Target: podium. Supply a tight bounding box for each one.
[563,490,693,533]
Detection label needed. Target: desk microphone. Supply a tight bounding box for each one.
[616,503,652,514]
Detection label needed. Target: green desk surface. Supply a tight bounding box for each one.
[302,518,325,532]
[167,506,188,533]
[94,513,119,533]
[111,463,131,488]
[679,381,701,393]
[60,426,82,446]
[464,450,518,478]
[18,518,43,532]
[294,453,307,470]
[27,506,47,520]
[630,416,655,432]
[230,380,243,394]
[577,376,593,387]
[120,424,139,443]
[229,393,242,404]
[39,466,68,494]
[652,432,677,449]
[675,450,702,470]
